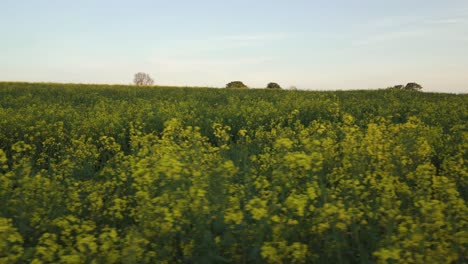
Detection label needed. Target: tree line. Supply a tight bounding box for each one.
[133,72,423,91]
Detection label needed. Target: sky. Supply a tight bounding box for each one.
[1,0,467,93]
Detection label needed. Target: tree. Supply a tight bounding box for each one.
[387,83,422,91]
[133,72,154,86]
[391,84,404,89]
[404,82,423,91]
[266,82,282,89]
[226,81,248,89]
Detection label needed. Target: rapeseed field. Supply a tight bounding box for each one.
[0,82,466,263]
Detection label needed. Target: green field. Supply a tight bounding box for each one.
[0,82,467,263]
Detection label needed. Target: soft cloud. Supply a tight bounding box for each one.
[351,13,468,47]
[218,33,295,42]
[425,17,468,25]
[351,29,429,46]
[155,32,297,53]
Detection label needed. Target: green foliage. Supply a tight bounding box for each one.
[267,82,282,89]
[226,81,248,89]
[0,82,466,263]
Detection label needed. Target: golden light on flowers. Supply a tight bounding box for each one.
[0,83,466,263]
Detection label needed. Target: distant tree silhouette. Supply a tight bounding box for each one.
[266,82,282,89]
[133,72,154,86]
[226,81,248,89]
[404,82,423,91]
[388,83,422,91]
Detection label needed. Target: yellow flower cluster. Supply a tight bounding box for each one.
[0,217,24,263]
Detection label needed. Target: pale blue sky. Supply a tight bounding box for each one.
[1,0,467,92]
